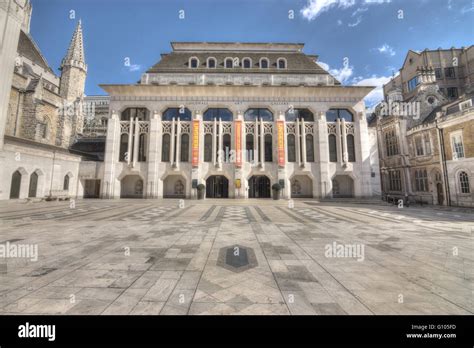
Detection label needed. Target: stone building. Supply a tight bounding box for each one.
[0,1,90,200]
[375,47,474,207]
[99,42,379,199]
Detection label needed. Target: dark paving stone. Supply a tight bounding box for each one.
[217,245,257,273]
[25,267,57,277]
[151,258,192,270]
[368,244,402,252]
[275,266,317,282]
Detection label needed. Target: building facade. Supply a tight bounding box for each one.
[375,47,474,207]
[99,42,379,199]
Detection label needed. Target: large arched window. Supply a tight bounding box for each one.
[162,107,192,121]
[285,108,314,122]
[10,170,22,199]
[222,134,231,161]
[119,133,128,162]
[287,134,296,163]
[459,171,470,193]
[244,108,273,121]
[306,134,314,162]
[138,134,147,162]
[326,109,354,122]
[162,134,171,162]
[203,108,233,121]
[64,175,70,191]
[264,134,272,162]
[204,134,212,162]
[28,171,38,198]
[180,134,189,162]
[207,57,216,68]
[121,108,149,121]
[260,58,269,69]
[347,134,355,162]
[246,134,254,162]
[329,134,337,162]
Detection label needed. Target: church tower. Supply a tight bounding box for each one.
[59,20,87,102]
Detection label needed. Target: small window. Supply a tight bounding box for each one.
[243,58,251,69]
[63,175,70,191]
[260,58,269,69]
[277,58,286,69]
[162,108,192,121]
[447,87,458,99]
[408,76,419,92]
[445,67,456,79]
[434,68,442,79]
[329,134,337,162]
[207,58,216,68]
[287,134,296,162]
[225,58,233,69]
[452,133,465,160]
[326,109,353,122]
[162,134,171,162]
[189,57,199,69]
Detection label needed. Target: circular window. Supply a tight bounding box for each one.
[427,96,437,105]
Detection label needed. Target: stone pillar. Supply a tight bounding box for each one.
[341,118,348,164]
[132,117,139,168]
[102,110,120,198]
[127,117,133,166]
[176,117,181,169]
[147,111,161,198]
[170,118,176,167]
[259,119,264,169]
[218,118,223,169]
[301,118,307,166]
[212,118,217,166]
[296,118,301,166]
[254,119,258,165]
[336,118,342,165]
[357,111,372,197]
[318,111,330,199]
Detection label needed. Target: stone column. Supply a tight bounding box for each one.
[301,118,307,166]
[146,111,161,198]
[102,110,120,198]
[336,118,342,165]
[259,119,264,169]
[170,117,176,167]
[132,117,139,168]
[356,111,372,197]
[318,111,330,199]
[127,117,133,166]
[254,119,258,165]
[341,118,348,164]
[176,117,181,169]
[212,118,217,166]
[296,118,301,166]
[218,118,223,168]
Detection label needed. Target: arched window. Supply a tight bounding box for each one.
[180,134,189,162]
[347,134,355,162]
[162,108,192,121]
[244,108,273,121]
[28,172,38,198]
[162,134,171,162]
[287,134,296,163]
[329,134,337,162]
[189,57,199,68]
[204,134,212,162]
[277,58,287,69]
[63,175,70,191]
[264,134,272,162]
[138,134,147,162]
[207,57,216,68]
[222,134,231,161]
[121,108,149,121]
[243,58,251,69]
[306,134,314,162]
[246,134,254,162]
[326,109,353,122]
[203,108,233,121]
[285,108,314,122]
[225,58,233,68]
[10,170,22,199]
[459,171,470,193]
[119,133,128,162]
[260,58,269,69]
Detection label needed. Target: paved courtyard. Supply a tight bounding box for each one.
[0,199,472,315]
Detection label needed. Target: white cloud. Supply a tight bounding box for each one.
[353,75,392,106]
[301,0,391,21]
[337,19,343,25]
[318,61,354,84]
[377,44,396,56]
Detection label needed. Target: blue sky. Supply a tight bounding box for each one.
[30,0,473,106]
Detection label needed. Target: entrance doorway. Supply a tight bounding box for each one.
[121,175,144,198]
[206,176,229,198]
[249,175,270,198]
[84,180,101,198]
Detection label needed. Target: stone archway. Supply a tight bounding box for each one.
[10,171,22,199]
[120,175,144,198]
[332,175,354,198]
[290,175,313,198]
[248,175,271,198]
[206,176,229,198]
[163,175,186,198]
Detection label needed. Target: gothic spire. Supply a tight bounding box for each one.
[60,20,86,70]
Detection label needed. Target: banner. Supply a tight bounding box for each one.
[277,121,285,166]
[192,120,199,167]
[235,120,242,167]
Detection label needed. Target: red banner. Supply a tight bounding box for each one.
[235,121,242,167]
[277,121,285,167]
[192,120,199,167]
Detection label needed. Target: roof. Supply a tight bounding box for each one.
[146,42,330,76]
[17,30,54,74]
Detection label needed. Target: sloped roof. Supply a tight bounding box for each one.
[17,30,54,74]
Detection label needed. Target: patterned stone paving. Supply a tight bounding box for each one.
[0,199,472,315]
